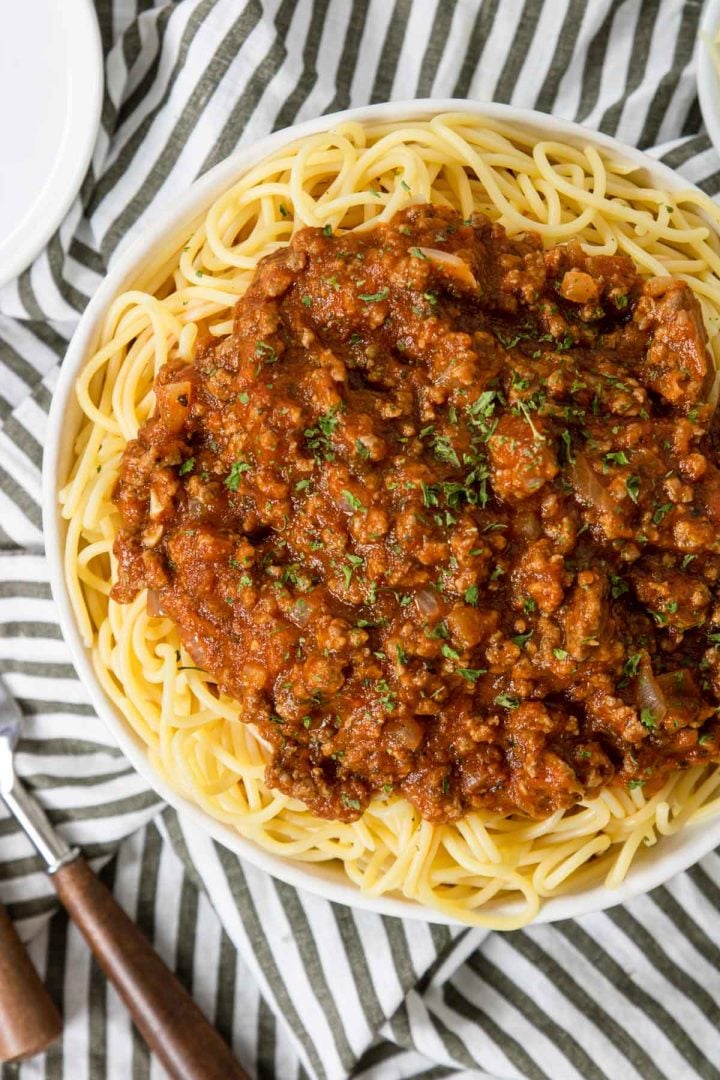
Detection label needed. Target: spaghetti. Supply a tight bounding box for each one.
[61,113,720,928]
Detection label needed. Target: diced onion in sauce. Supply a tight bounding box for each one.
[156,380,192,433]
[416,247,478,290]
[635,653,668,723]
[570,454,616,518]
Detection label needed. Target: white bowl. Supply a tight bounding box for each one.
[43,100,720,925]
[698,0,720,162]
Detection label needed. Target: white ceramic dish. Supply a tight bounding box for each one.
[698,0,720,161]
[43,100,720,925]
[0,0,103,288]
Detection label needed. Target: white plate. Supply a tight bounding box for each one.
[698,0,720,161]
[0,0,103,288]
[43,99,720,925]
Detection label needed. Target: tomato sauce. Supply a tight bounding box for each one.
[112,205,720,821]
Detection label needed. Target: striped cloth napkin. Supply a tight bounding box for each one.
[2,1,720,1077]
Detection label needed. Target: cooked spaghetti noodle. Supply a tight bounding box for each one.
[60,113,720,928]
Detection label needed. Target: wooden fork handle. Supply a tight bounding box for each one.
[0,902,61,1062]
[51,857,248,1080]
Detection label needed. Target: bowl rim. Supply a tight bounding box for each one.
[42,97,720,926]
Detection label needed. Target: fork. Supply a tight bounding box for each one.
[0,680,248,1080]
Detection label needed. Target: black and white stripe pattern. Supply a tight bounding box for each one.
[2,2,720,1077]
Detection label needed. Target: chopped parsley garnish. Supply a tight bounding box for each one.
[410,247,427,259]
[627,779,645,790]
[615,294,629,309]
[340,793,361,810]
[255,340,278,364]
[457,667,486,683]
[640,708,656,730]
[495,693,520,709]
[376,680,396,712]
[179,457,195,475]
[342,553,364,589]
[355,439,371,460]
[441,644,461,661]
[301,295,312,307]
[358,288,389,303]
[464,584,479,606]
[323,223,333,236]
[553,648,569,661]
[395,644,408,666]
[610,575,628,599]
[421,481,439,507]
[624,653,642,677]
[305,407,342,461]
[432,434,461,468]
[625,475,641,503]
[604,450,629,467]
[224,460,251,490]
[560,429,575,464]
[523,597,537,614]
[237,391,250,404]
[342,489,365,513]
[512,631,533,648]
[652,503,673,525]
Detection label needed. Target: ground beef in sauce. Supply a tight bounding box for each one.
[111,204,720,823]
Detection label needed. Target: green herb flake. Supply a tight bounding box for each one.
[456,667,487,683]
[652,503,673,525]
[340,793,361,811]
[342,489,365,513]
[604,450,630,467]
[255,340,278,364]
[560,429,575,464]
[553,648,569,661]
[495,692,520,709]
[625,475,641,504]
[624,653,642,677]
[179,457,195,476]
[358,288,389,303]
[441,643,461,661]
[640,708,657,730]
[224,459,251,491]
[464,584,479,606]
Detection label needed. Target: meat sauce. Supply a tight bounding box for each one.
[112,204,720,823]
